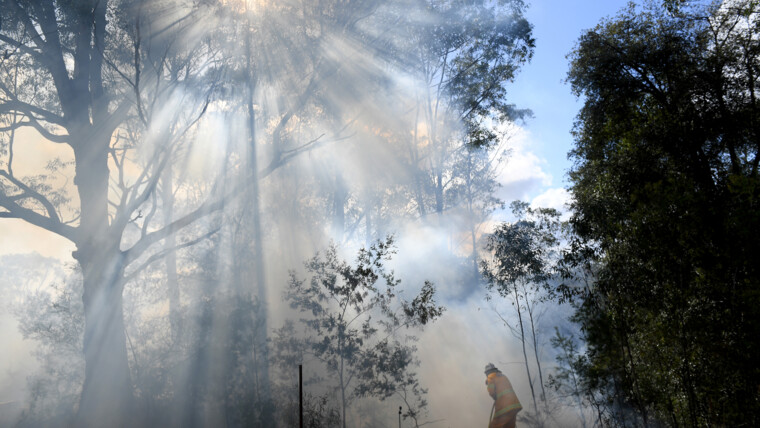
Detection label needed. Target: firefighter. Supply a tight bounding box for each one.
[485,363,522,428]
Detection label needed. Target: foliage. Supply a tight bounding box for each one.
[481,201,563,424]
[275,391,342,428]
[546,328,595,428]
[277,237,444,428]
[404,0,535,131]
[11,271,83,428]
[482,201,562,299]
[350,0,534,274]
[567,1,760,425]
[0,0,230,424]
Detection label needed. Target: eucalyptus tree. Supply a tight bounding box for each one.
[567,1,760,425]
[448,138,507,276]
[288,0,535,280]
[398,0,533,218]
[374,0,535,289]
[481,201,563,421]
[0,1,228,425]
[218,1,411,419]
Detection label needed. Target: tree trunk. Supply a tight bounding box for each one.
[410,100,426,218]
[245,26,274,421]
[434,166,444,215]
[513,287,538,417]
[568,351,588,428]
[73,140,134,427]
[465,149,479,279]
[163,162,181,342]
[77,258,133,427]
[364,193,373,246]
[526,297,546,403]
[340,365,347,428]
[162,162,185,428]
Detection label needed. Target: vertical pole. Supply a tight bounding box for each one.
[299,365,303,428]
[398,406,402,428]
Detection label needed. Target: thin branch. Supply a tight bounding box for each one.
[140,190,158,238]
[0,95,67,127]
[134,11,147,127]
[102,54,136,87]
[120,149,169,230]
[0,34,44,60]
[63,212,80,225]
[493,306,520,339]
[147,46,171,122]
[101,99,134,143]
[123,226,219,283]
[260,125,356,179]
[122,180,243,265]
[0,118,69,143]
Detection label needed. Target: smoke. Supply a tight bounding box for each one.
[0,0,586,427]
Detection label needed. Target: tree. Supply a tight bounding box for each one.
[448,140,508,278]
[481,201,562,423]
[0,0,534,426]
[0,1,225,425]
[398,0,533,217]
[398,0,533,292]
[277,237,444,428]
[14,275,84,428]
[567,1,760,425]
[313,0,533,271]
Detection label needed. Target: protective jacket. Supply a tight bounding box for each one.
[486,371,521,428]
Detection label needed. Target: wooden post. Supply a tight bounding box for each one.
[299,365,303,428]
[398,406,402,428]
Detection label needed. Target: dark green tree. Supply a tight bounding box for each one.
[567,1,760,425]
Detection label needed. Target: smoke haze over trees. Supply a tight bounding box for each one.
[1,0,759,427]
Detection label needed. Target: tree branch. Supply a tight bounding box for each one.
[0,191,77,242]
[0,34,44,60]
[6,1,47,50]
[0,170,61,223]
[0,118,69,143]
[116,148,169,234]
[0,96,67,127]
[123,226,219,283]
[122,181,243,265]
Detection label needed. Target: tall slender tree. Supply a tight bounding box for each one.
[481,201,562,421]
